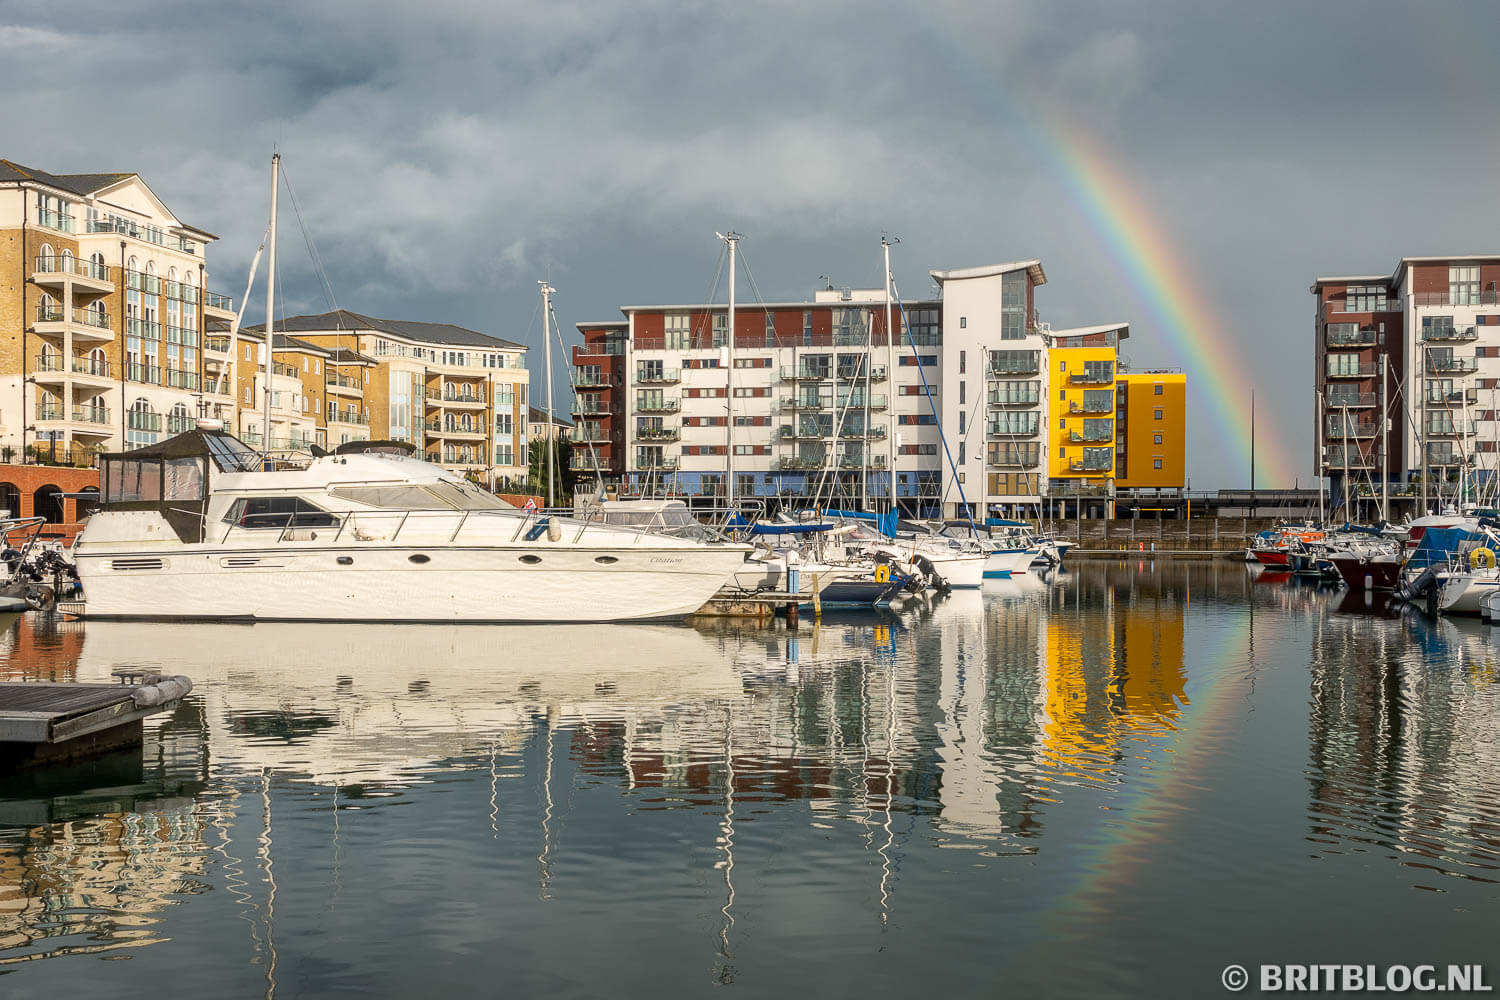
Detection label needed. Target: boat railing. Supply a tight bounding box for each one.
[215,505,676,549]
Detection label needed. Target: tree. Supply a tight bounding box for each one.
[527,435,578,506]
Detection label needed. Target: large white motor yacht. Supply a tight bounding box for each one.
[74,432,749,622]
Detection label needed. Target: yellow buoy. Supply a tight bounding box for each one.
[874,564,891,583]
[1470,548,1496,570]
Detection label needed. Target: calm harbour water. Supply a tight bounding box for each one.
[1,561,1498,998]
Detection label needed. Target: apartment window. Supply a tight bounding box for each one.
[1154,384,1163,395]
[958,412,965,434]
[959,317,966,329]
[1001,271,1026,340]
[898,355,937,367]
[958,349,966,374]
[1060,360,1066,372]
[1154,409,1163,420]
[712,312,727,348]
[1153,459,1163,470]
[958,442,965,464]
[664,313,690,350]
[1059,389,1065,400]
[1451,265,1481,305]
[1154,433,1163,445]
[243,387,252,404]
[959,381,966,405]
[1345,285,1389,312]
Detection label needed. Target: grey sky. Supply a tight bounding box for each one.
[4,0,1497,487]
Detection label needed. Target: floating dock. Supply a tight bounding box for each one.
[0,675,192,769]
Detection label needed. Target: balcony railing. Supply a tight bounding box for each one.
[328,372,362,390]
[575,372,611,387]
[34,354,65,374]
[1068,399,1113,415]
[37,209,75,233]
[126,318,162,341]
[636,427,680,442]
[127,363,162,385]
[205,291,235,312]
[272,361,300,377]
[635,456,679,471]
[163,279,199,303]
[1323,419,1378,438]
[1325,297,1400,315]
[1069,430,1114,443]
[1424,389,1479,406]
[167,414,197,434]
[1426,358,1478,375]
[635,368,681,385]
[1068,372,1115,385]
[1424,423,1477,438]
[1413,290,1500,308]
[1326,391,1376,408]
[127,411,163,432]
[125,270,163,295]
[165,368,200,390]
[988,453,1041,469]
[778,456,825,470]
[331,410,370,425]
[71,356,111,378]
[204,335,232,354]
[1325,363,1377,378]
[33,255,109,281]
[165,325,198,347]
[1069,460,1113,473]
[988,359,1040,376]
[838,455,889,468]
[989,388,1040,406]
[780,366,831,381]
[427,387,487,404]
[988,421,1041,437]
[1420,325,1478,343]
[836,393,887,410]
[840,425,888,440]
[634,398,680,414]
[1326,327,1379,347]
[573,402,609,416]
[73,405,110,425]
[36,402,64,421]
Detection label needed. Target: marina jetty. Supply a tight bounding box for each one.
[0,673,191,770]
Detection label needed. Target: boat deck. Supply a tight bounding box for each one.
[0,680,187,769]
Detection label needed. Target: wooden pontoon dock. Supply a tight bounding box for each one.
[0,675,192,769]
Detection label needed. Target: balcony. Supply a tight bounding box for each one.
[635,456,679,471]
[167,414,197,434]
[1069,430,1114,443]
[1068,371,1115,385]
[1424,423,1477,438]
[330,409,370,425]
[1424,389,1479,406]
[989,388,1040,407]
[73,406,110,428]
[204,291,235,316]
[573,402,610,417]
[840,425,887,440]
[1327,452,1377,470]
[780,366,831,381]
[36,402,65,422]
[1325,363,1377,379]
[428,388,487,407]
[1069,461,1113,473]
[428,421,485,439]
[72,356,112,381]
[634,398,680,414]
[327,372,363,393]
[834,364,888,381]
[989,453,1041,470]
[1068,399,1113,415]
[575,370,611,388]
[636,426,680,442]
[781,396,823,411]
[204,379,234,398]
[838,455,889,469]
[33,354,66,379]
[780,424,829,440]
[127,363,162,385]
[989,359,1040,377]
[1421,325,1478,343]
[1413,291,1500,308]
[127,411,163,432]
[271,361,300,378]
[165,325,198,348]
[777,455,826,470]
[164,279,199,304]
[1323,419,1378,438]
[36,304,113,340]
[36,209,75,233]
[635,368,681,385]
[988,422,1041,438]
[204,334,233,355]
[32,254,112,290]
[837,393,887,410]
[1325,391,1376,408]
[126,317,162,342]
[1326,327,1379,347]
[165,368,200,390]
[1426,357,1478,375]
[1325,297,1400,315]
[572,426,611,444]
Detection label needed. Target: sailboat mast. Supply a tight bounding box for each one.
[882,236,898,515]
[1379,353,1389,522]
[1341,403,1351,518]
[540,281,556,507]
[1316,390,1324,524]
[722,232,739,507]
[262,152,279,462]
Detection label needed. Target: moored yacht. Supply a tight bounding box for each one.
[74,431,750,622]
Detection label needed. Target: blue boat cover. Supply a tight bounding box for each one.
[824,509,899,538]
[1407,525,1482,571]
[749,522,835,536]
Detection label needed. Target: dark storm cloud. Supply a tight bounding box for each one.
[2,0,1497,485]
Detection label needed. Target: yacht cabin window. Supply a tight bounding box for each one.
[227,496,341,528]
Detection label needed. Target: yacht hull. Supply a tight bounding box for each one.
[1437,573,1500,616]
[75,543,748,623]
[983,547,1035,579]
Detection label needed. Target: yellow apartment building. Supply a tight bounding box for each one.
[1115,370,1186,491]
[1047,324,1186,496]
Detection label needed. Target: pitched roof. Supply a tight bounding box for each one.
[528,406,573,427]
[272,333,331,356]
[0,159,136,197]
[248,310,525,350]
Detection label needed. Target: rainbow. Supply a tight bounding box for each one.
[915,18,1299,488]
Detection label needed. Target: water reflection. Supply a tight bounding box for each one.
[0,563,1495,995]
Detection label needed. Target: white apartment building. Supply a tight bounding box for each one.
[573,261,1090,519]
